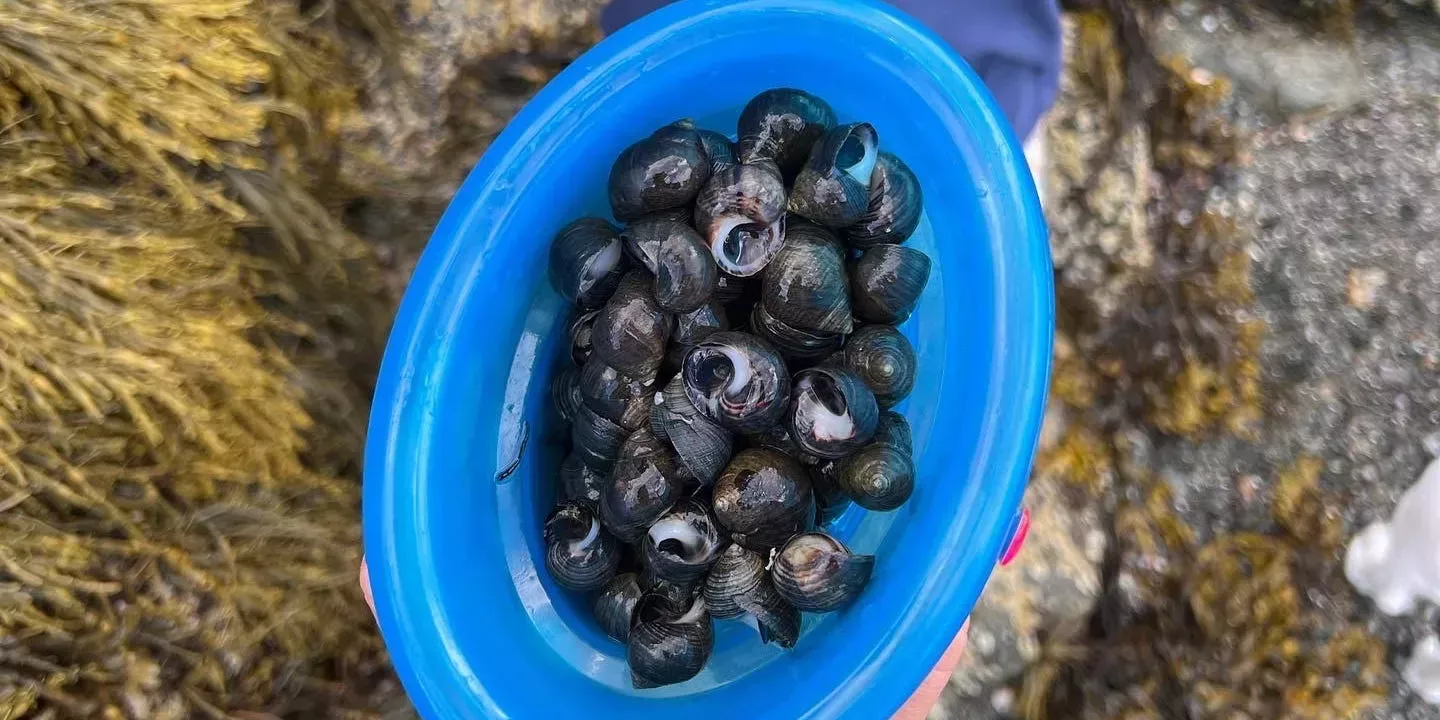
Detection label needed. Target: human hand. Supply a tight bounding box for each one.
[359,559,967,718]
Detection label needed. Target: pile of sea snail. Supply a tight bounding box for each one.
[545,88,929,689]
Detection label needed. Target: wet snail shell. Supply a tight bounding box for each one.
[845,151,923,248]
[701,543,764,619]
[571,402,627,472]
[641,499,725,585]
[559,451,605,510]
[601,427,683,542]
[568,310,600,366]
[673,301,729,346]
[552,365,584,424]
[592,270,674,382]
[594,572,644,643]
[682,331,791,434]
[772,532,874,612]
[548,217,627,309]
[609,120,712,221]
[712,273,750,305]
[837,441,915,511]
[850,245,932,325]
[873,410,914,455]
[712,448,814,552]
[650,375,733,487]
[697,129,738,176]
[838,325,917,409]
[628,593,713,689]
[789,367,880,460]
[694,160,787,277]
[666,300,729,374]
[621,217,717,313]
[736,88,837,181]
[579,356,653,431]
[749,302,846,362]
[702,544,799,649]
[788,123,880,228]
[760,219,853,337]
[810,461,852,525]
[544,503,621,592]
[639,562,700,610]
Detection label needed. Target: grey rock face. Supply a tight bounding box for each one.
[938,472,1105,702]
[1153,12,1367,116]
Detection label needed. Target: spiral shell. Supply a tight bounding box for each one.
[837,325,917,408]
[771,532,873,612]
[845,151,923,248]
[849,245,931,325]
[681,331,791,433]
[609,120,712,221]
[544,503,621,592]
[788,123,879,228]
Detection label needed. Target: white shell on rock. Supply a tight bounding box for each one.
[1404,635,1440,706]
[1344,457,1440,616]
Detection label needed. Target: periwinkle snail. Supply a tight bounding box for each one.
[541,88,933,688]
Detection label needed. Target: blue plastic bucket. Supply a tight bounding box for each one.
[364,0,1053,717]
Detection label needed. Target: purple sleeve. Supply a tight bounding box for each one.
[600,0,1062,140]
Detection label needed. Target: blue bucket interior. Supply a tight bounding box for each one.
[364,1,1053,718]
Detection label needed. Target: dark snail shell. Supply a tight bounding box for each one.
[646,206,694,227]
[641,499,725,585]
[838,325,917,409]
[736,88,837,181]
[837,441,915,511]
[850,245,932,325]
[544,503,621,592]
[628,593,713,689]
[548,218,627,309]
[594,572,644,643]
[568,310,600,366]
[552,365,584,424]
[810,461,852,525]
[772,532,874,612]
[621,217,717,313]
[697,129,738,176]
[702,544,799,649]
[749,302,846,362]
[787,123,879,228]
[712,448,814,552]
[702,543,765,619]
[673,301,729,346]
[571,403,627,472]
[747,423,807,458]
[639,563,700,610]
[789,367,880,459]
[844,151,923,248]
[559,451,605,510]
[650,375,733,487]
[760,219,853,337]
[609,120,712,221]
[592,270,674,382]
[713,274,750,305]
[601,428,683,542]
[873,410,914,455]
[666,301,730,373]
[682,331,791,434]
[694,161,787,277]
[579,356,653,431]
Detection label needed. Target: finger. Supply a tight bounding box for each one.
[892,620,969,720]
[359,557,377,618]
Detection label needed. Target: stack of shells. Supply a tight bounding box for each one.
[543,88,933,688]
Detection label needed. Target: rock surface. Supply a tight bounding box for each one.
[938,473,1106,701]
[935,5,1440,719]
